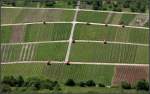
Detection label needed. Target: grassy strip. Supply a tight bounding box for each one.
[1,8,22,24]
[120,14,136,25]
[77,11,108,23]
[33,43,68,61]
[25,23,71,42]
[2,8,75,24]
[1,26,12,43]
[70,43,148,64]
[1,63,114,85]
[74,24,149,44]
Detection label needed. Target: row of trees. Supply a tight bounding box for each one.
[65,79,105,87]
[1,75,149,93]
[121,80,149,91]
[81,0,147,12]
[2,0,147,12]
[1,75,61,93]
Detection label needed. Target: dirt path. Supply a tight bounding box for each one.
[2,7,148,15]
[65,1,80,63]
[10,25,25,43]
[2,21,149,30]
[1,61,148,66]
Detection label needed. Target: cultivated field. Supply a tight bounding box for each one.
[1,5,149,93]
[1,63,114,85]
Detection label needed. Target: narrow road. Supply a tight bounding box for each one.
[2,6,148,15]
[65,1,80,63]
[2,21,149,30]
[1,40,148,47]
[1,61,148,67]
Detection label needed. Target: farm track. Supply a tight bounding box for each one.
[1,61,148,66]
[1,21,149,30]
[2,7,149,15]
[65,1,80,63]
[1,40,148,47]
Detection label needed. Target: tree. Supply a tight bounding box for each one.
[93,0,103,10]
[136,80,149,91]
[79,81,86,87]
[45,0,56,7]
[98,83,105,87]
[2,76,17,86]
[86,80,96,87]
[65,79,76,86]
[123,0,130,8]
[121,81,131,89]
[130,2,138,12]
[16,75,24,87]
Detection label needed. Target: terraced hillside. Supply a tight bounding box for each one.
[1,5,149,94]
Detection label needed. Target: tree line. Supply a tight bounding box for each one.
[0,75,149,93]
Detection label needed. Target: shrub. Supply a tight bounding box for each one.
[0,84,12,93]
[45,1,56,7]
[136,79,149,91]
[98,83,105,87]
[16,75,24,87]
[2,76,17,86]
[86,80,96,87]
[79,81,86,87]
[121,81,131,89]
[65,79,76,86]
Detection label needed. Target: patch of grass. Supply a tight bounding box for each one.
[74,24,149,44]
[44,64,114,85]
[34,43,68,61]
[2,8,74,24]
[74,24,117,41]
[1,63,114,86]
[1,63,45,78]
[77,11,108,23]
[128,28,149,44]
[1,26,12,43]
[70,43,148,64]
[134,46,148,64]
[25,23,71,42]
[120,14,136,25]
[1,8,23,24]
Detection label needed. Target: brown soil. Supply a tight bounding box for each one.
[112,65,149,86]
[10,25,25,43]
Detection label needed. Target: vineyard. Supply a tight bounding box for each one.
[1,3,149,93]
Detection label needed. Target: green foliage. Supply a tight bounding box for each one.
[16,75,25,87]
[121,81,131,89]
[2,76,17,87]
[86,80,96,87]
[45,1,56,7]
[0,84,12,93]
[98,83,105,87]
[79,81,86,87]
[65,79,76,86]
[136,80,149,91]
[92,0,103,10]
